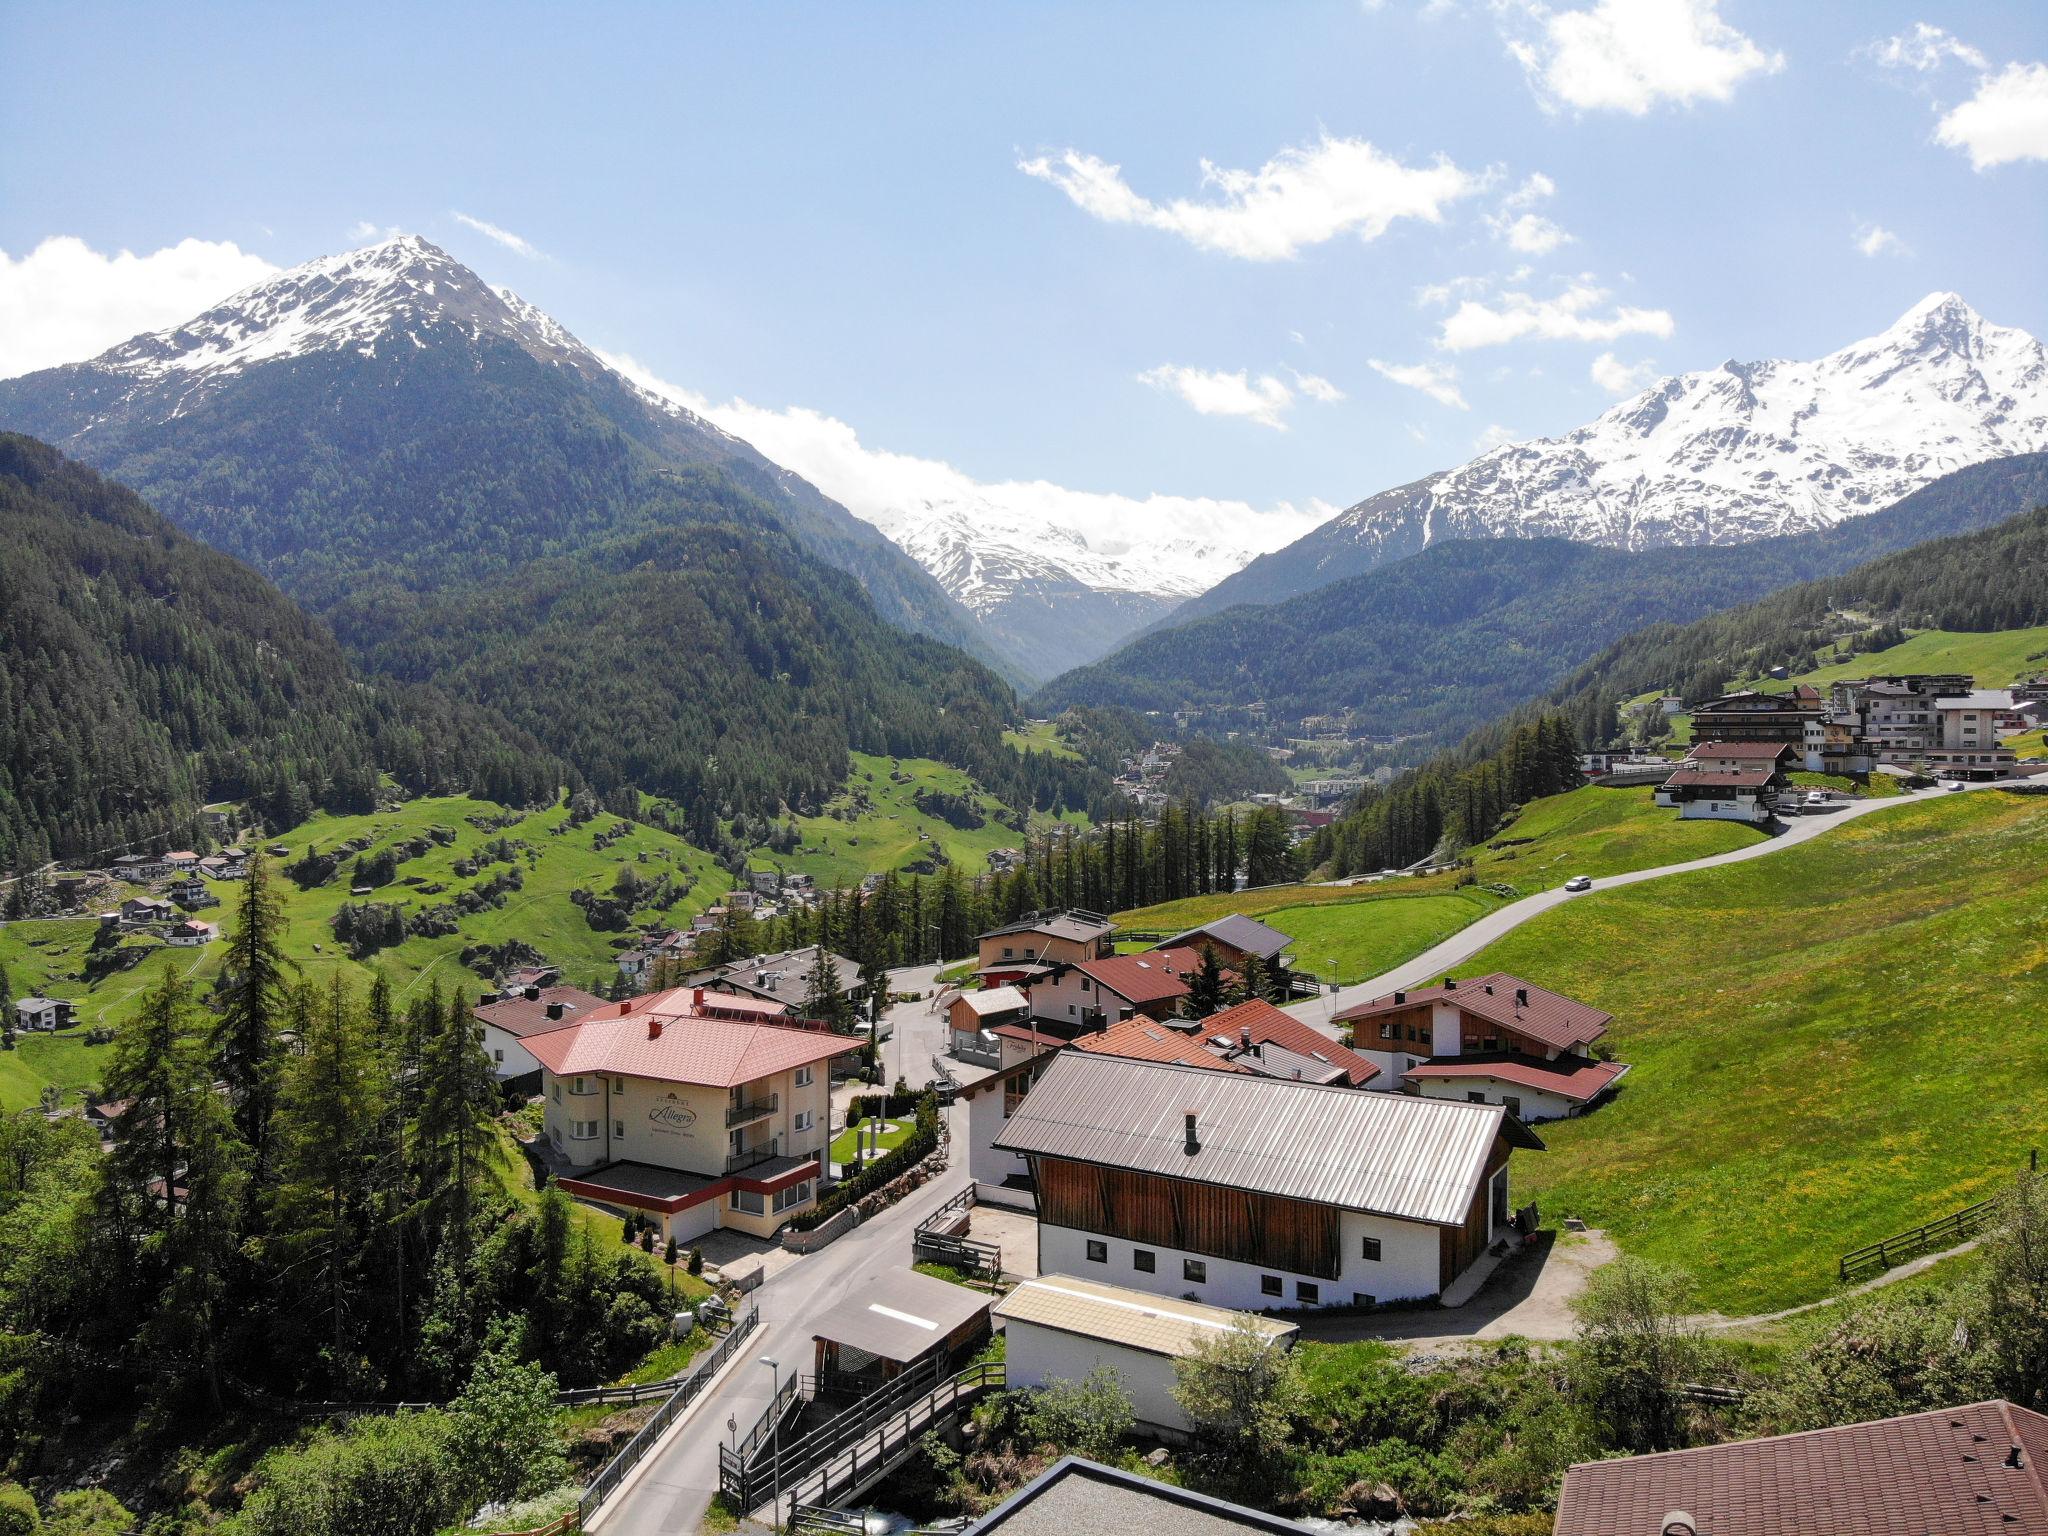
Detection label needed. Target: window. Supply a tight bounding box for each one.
[493,1048,504,1063]
[551,1083,561,1103]
[613,1120,625,1138]
[1296,1281,1320,1304]
[793,1110,814,1133]
[1067,1005,1077,1017]
[571,1075,591,1095]
[1360,1236,1383,1262]
[571,1120,598,1141]
[1133,1249,1155,1273]
[614,1077,626,1092]
[1085,1239,1108,1263]
[773,1180,813,1212]
[1379,1022,1397,1041]
[794,1066,813,1088]
[1503,1095,1523,1118]
[1466,1091,1486,1104]
[1260,1275,1282,1297]
[1183,1258,1206,1284]
[728,1189,765,1215]
[1353,1293,1376,1307]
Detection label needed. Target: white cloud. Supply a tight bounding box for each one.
[1475,423,1521,450]
[1137,364,1301,430]
[1506,0,1785,115]
[1935,61,2048,170]
[0,235,278,379]
[1289,369,1347,403]
[1590,351,1660,394]
[1854,223,1908,258]
[452,212,546,259]
[1867,23,1987,74]
[1017,134,1480,261]
[1436,281,1675,350]
[597,349,1330,568]
[1486,174,1574,254]
[1368,358,1468,410]
[349,220,404,242]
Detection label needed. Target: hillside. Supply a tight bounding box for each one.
[1036,453,2048,748]
[1551,495,2048,744]
[1460,789,2048,1313]
[0,793,730,1112]
[1175,293,2048,620]
[0,435,559,870]
[0,237,1000,670]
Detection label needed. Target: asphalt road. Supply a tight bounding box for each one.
[1284,782,1992,1033]
[592,965,970,1536]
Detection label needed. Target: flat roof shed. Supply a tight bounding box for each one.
[810,1265,991,1385]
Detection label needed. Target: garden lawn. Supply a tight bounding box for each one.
[1469,785,1765,893]
[831,1116,914,1164]
[1264,894,1506,990]
[1462,790,2048,1316]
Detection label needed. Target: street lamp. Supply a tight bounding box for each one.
[759,1356,784,1527]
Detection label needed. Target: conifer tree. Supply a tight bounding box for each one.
[212,854,294,1187]
[415,987,498,1273]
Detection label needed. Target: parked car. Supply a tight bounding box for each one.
[1943,780,1965,791]
[1804,790,1828,807]
[1563,875,1593,892]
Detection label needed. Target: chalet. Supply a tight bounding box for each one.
[617,929,692,986]
[1077,997,1378,1088]
[808,1266,991,1392]
[1154,914,1293,980]
[13,996,75,1032]
[474,983,609,1082]
[1687,687,1822,746]
[1554,1399,2048,1536]
[121,896,174,926]
[163,851,201,874]
[501,963,561,992]
[948,984,1031,1065]
[994,1052,1542,1309]
[974,910,1114,988]
[959,1457,1315,1535]
[527,989,855,1242]
[1023,946,1212,1031]
[110,852,166,881]
[165,920,217,947]
[689,947,867,1017]
[197,855,231,879]
[1331,972,1623,1121]
[1654,740,1792,823]
[995,1276,1298,1441]
[168,875,216,908]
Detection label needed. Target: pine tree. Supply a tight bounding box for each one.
[415,986,498,1273]
[212,854,294,1189]
[803,943,849,1029]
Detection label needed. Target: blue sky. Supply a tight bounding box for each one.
[3,1,2045,551]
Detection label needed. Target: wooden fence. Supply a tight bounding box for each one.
[1838,1198,1997,1283]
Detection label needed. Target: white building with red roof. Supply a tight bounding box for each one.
[525,987,857,1242]
[1332,973,1627,1123]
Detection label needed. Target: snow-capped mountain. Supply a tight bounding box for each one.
[0,235,1008,673]
[1179,293,2048,621]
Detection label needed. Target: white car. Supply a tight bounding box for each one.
[1943,780,1965,792]
[1563,875,1593,892]
[1804,790,1828,807]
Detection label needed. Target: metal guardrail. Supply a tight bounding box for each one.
[784,1361,1005,1514]
[578,1302,759,1522]
[791,1506,865,1535]
[725,1137,783,1174]
[726,1092,778,1127]
[1839,1198,1997,1282]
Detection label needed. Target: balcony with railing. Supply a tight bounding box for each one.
[725,1091,778,1128]
[725,1136,783,1175]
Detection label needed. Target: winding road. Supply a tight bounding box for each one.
[1283,780,1994,1033]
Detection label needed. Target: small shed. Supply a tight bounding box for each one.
[810,1265,991,1391]
[994,1275,1298,1438]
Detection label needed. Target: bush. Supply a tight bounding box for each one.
[1020,1368,1133,1462]
[236,1411,465,1536]
[448,1326,570,1507]
[0,1482,38,1536]
[664,1236,679,1266]
[45,1489,135,1536]
[687,1247,703,1276]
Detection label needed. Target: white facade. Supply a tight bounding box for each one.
[482,1024,545,1081]
[1001,1319,1194,1437]
[541,1062,832,1179]
[1026,967,1138,1028]
[1035,1202,1460,1310]
[1413,1074,1579,1123]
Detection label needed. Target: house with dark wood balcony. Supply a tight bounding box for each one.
[526,988,855,1242]
[994,1052,1541,1309]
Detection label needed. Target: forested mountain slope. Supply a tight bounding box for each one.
[0,436,560,869]
[0,235,1010,676]
[1036,453,2048,750]
[1548,499,2048,744]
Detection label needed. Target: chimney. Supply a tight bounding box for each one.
[546,1002,566,1021]
[1515,987,1528,1008]
[1443,976,1457,991]
[648,1017,663,1041]
[1240,1026,1252,1053]
[2008,1444,2027,1470]
[1660,1515,1697,1536]
[524,985,541,1001]
[480,992,494,1008]
[692,987,704,1010]
[1184,1110,1200,1155]
[1393,989,1405,1004]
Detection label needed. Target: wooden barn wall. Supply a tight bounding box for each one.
[1034,1156,1341,1279]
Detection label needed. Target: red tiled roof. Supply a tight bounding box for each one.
[474,985,609,1040]
[1069,946,1214,1006]
[1199,998,1380,1086]
[1688,740,1795,759]
[1554,1399,2048,1536]
[1076,1016,1249,1074]
[1403,1053,1627,1102]
[1332,972,1610,1051]
[1662,766,1779,789]
[523,990,855,1087]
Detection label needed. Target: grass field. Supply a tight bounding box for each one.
[1463,790,2048,1315]
[1469,785,1765,892]
[752,752,1077,889]
[0,795,734,1112]
[1738,624,2048,696]
[2007,728,2046,760]
[1001,721,1082,761]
